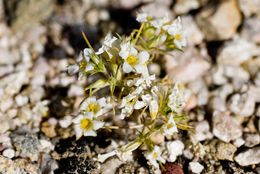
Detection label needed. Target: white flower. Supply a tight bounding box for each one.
[168,81,186,112]
[97,150,117,163]
[73,112,104,139]
[96,32,117,58]
[150,13,170,28]
[119,93,146,119]
[68,48,95,79]
[162,113,178,136]
[119,42,149,74]
[127,74,156,89]
[142,86,160,119]
[80,96,106,117]
[145,145,165,169]
[96,140,142,163]
[163,17,187,49]
[136,13,153,23]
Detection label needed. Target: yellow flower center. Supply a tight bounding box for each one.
[87,102,99,114]
[127,98,136,106]
[147,16,153,21]
[153,152,158,158]
[167,123,174,130]
[175,34,181,40]
[79,60,87,70]
[126,55,138,66]
[80,118,93,130]
[169,44,175,49]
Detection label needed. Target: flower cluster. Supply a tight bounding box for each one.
[136,13,187,50]
[73,97,106,139]
[68,12,189,170]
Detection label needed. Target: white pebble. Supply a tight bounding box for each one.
[233,137,245,147]
[189,162,204,174]
[59,116,72,128]
[167,140,184,162]
[3,148,15,158]
[15,95,29,107]
[40,139,54,153]
[99,10,110,21]
[48,118,58,126]
[183,149,194,160]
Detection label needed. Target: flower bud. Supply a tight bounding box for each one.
[85,79,108,90]
[143,27,156,40]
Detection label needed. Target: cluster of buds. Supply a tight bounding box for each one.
[68,12,189,170]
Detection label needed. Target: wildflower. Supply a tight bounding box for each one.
[119,42,149,74]
[136,13,153,23]
[80,96,106,117]
[162,113,178,136]
[150,13,170,28]
[167,81,186,112]
[96,32,117,58]
[119,93,146,119]
[97,150,117,163]
[96,140,141,162]
[145,145,165,169]
[163,17,187,49]
[73,112,104,139]
[142,86,160,120]
[68,48,95,79]
[127,74,156,89]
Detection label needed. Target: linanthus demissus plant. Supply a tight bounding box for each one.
[68,12,191,170]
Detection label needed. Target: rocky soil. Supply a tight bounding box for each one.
[0,0,260,173]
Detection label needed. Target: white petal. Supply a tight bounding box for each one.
[74,125,83,139]
[149,100,158,119]
[142,94,152,103]
[72,115,84,123]
[97,150,117,163]
[96,47,104,55]
[119,50,129,59]
[134,64,145,74]
[84,129,97,136]
[87,97,97,103]
[123,62,133,73]
[83,112,94,120]
[83,48,93,59]
[95,110,103,117]
[129,47,138,56]
[97,97,106,107]
[138,51,149,62]
[80,101,88,111]
[93,120,104,130]
[78,71,84,80]
[120,112,127,120]
[134,100,146,109]
[85,63,94,72]
[136,13,149,22]
[76,53,83,62]
[68,65,79,75]
[150,19,163,28]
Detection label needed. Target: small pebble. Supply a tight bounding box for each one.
[3,148,15,158]
[59,116,72,128]
[189,162,204,174]
[15,95,29,107]
[167,140,184,162]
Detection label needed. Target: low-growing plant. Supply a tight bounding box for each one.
[68,12,191,170]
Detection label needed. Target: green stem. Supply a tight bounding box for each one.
[132,23,144,46]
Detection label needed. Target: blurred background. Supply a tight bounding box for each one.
[0,0,260,173]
